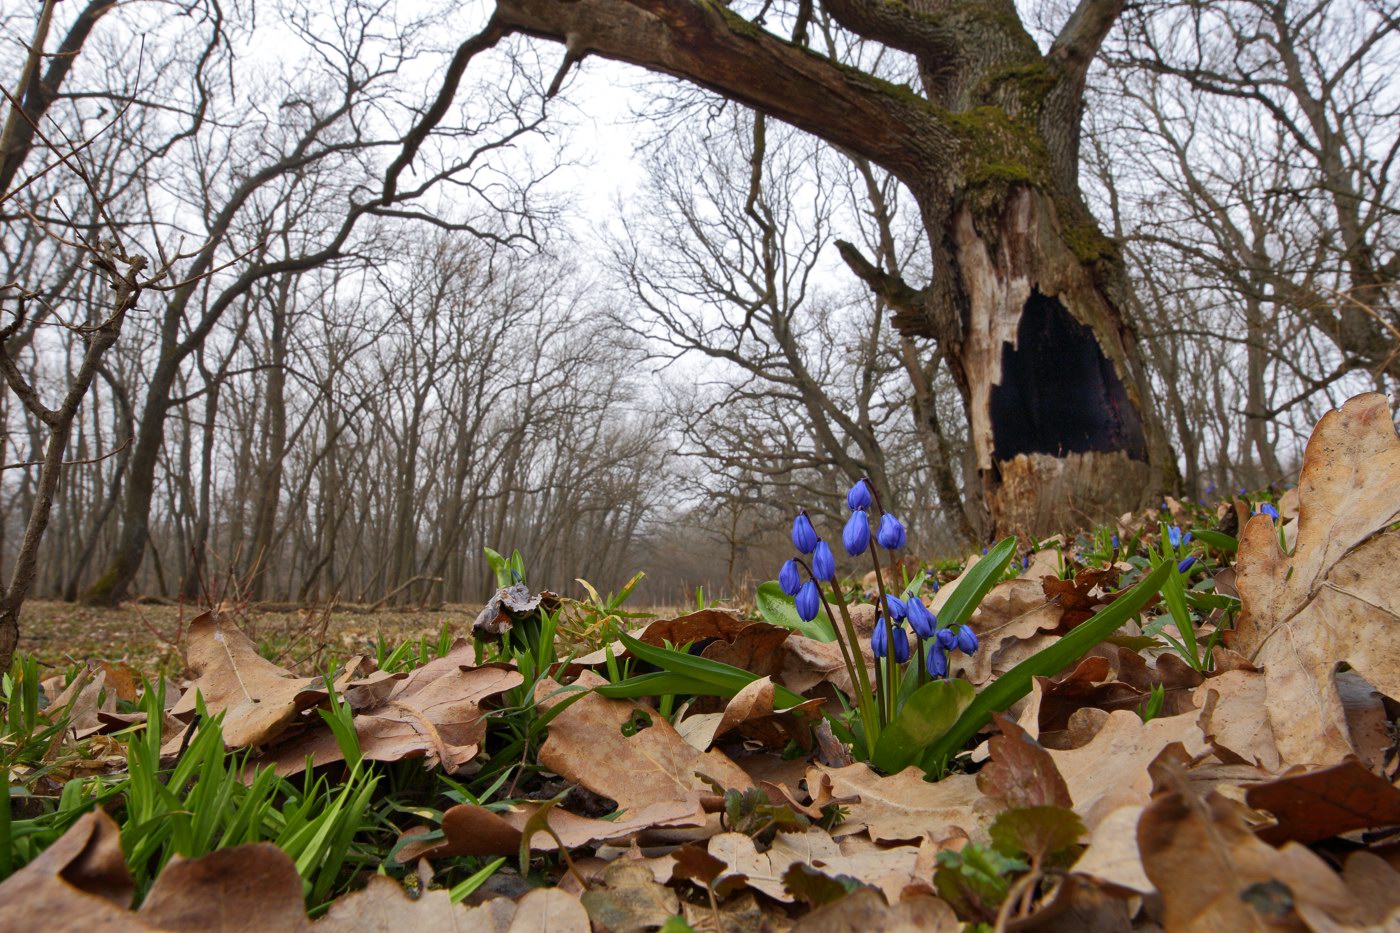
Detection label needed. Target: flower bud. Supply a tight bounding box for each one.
[891,626,910,663]
[811,541,836,582]
[936,628,957,651]
[884,594,907,622]
[871,619,888,658]
[876,514,906,550]
[792,513,818,555]
[846,479,873,512]
[927,643,949,678]
[796,581,822,621]
[842,510,870,556]
[906,596,936,639]
[778,559,801,596]
[956,626,979,655]
[1177,555,1197,574]
[1168,525,1183,548]
[1259,503,1279,521]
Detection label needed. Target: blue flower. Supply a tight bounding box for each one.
[795,581,821,621]
[792,513,818,555]
[1021,553,1030,570]
[778,559,801,596]
[871,619,888,658]
[842,511,870,556]
[1178,556,1197,574]
[1111,534,1120,550]
[931,580,940,592]
[891,626,910,663]
[936,628,957,651]
[847,479,872,512]
[1206,483,1216,495]
[811,541,836,582]
[1259,503,1279,521]
[906,596,936,639]
[884,594,907,622]
[981,546,988,556]
[927,643,949,678]
[876,514,906,550]
[956,626,979,655]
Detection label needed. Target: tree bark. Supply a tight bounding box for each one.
[491,0,1177,537]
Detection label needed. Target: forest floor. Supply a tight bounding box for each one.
[19,600,474,676]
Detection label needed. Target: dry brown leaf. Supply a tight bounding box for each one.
[1194,670,1282,772]
[316,876,516,932]
[170,611,327,748]
[534,674,751,818]
[1069,805,1153,897]
[1244,759,1400,846]
[137,844,309,931]
[506,887,590,933]
[788,887,960,932]
[949,578,1064,685]
[708,829,842,902]
[1138,758,1354,932]
[977,713,1073,811]
[1233,393,1400,769]
[579,860,680,932]
[1047,709,1207,831]
[265,657,520,775]
[0,809,137,930]
[779,633,876,698]
[678,677,824,751]
[808,763,982,844]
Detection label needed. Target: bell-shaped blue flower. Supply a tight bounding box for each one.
[847,479,872,512]
[811,541,836,582]
[936,627,957,651]
[956,626,979,655]
[876,514,906,550]
[778,559,801,596]
[927,643,949,678]
[1259,503,1279,521]
[1177,556,1197,574]
[792,513,818,555]
[1111,534,1120,550]
[906,596,936,639]
[891,626,910,663]
[1168,525,1193,549]
[795,580,821,621]
[871,619,888,659]
[842,511,870,556]
[883,594,907,623]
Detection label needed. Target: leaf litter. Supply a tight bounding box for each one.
[4,392,1400,930]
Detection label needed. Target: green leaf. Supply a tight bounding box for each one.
[871,679,975,774]
[988,806,1084,863]
[923,558,1172,775]
[593,672,737,700]
[937,537,1017,630]
[1189,528,1237,553]
[755,581,835,642]
[609,632,805,708]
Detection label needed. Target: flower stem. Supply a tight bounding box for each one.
[824,583,879,755]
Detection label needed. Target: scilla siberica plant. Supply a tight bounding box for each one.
[778,478,981,752]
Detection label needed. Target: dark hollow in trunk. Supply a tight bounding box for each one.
[989,289,1147,463]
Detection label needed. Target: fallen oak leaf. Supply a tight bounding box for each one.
[137,844,308,931]
[788,886,960,932]
[170,611,327,748]
[315,875,515,932]
[0,809,135,929]
[579,860,680,933]
[977,713,1072,811]
[808,763,982,845]
[1233,393,1400,769]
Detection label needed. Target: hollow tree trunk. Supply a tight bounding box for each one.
[489,0,1178,538]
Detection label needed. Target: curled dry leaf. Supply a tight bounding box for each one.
[678,676,824,751]
[534,674,751,820]
[807,763,982,845]
[0,809,135,929]
[169,611,327,748]
[505,887,591,933]
[471,584,561,640]
[1069,805,1153,897]
[1233,393,1400,769]
[137,844,308,932]
[1193,670,1282,772]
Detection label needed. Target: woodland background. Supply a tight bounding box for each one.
[1,0,1396,611]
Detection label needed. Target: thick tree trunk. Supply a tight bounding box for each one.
[487,0,1175,538]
